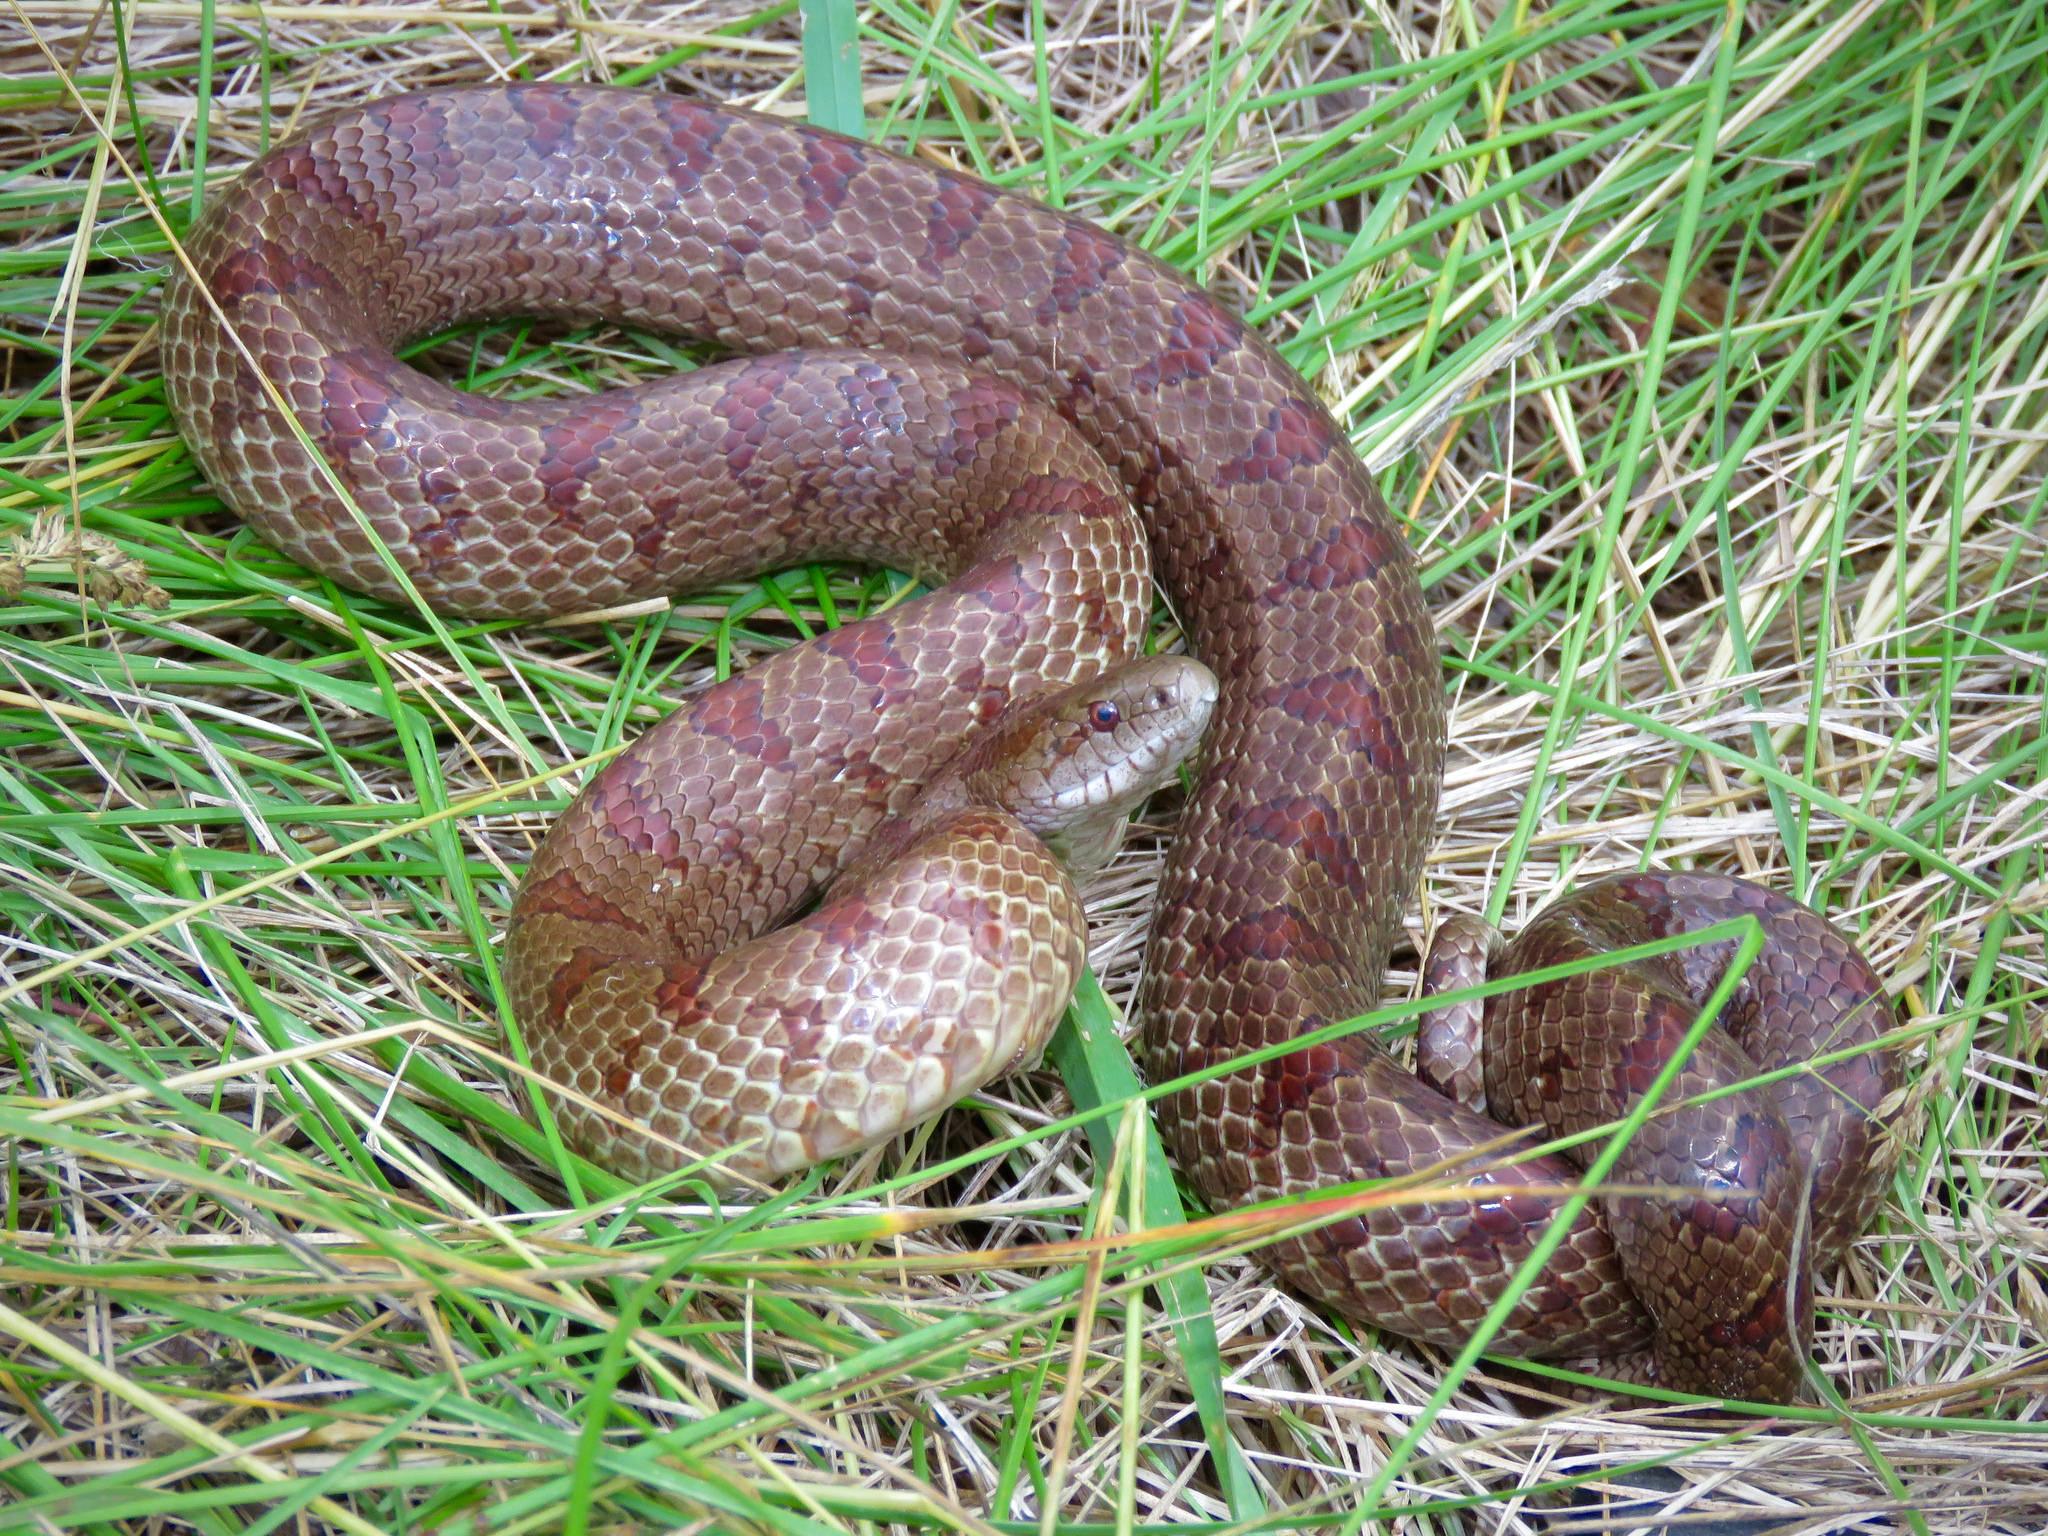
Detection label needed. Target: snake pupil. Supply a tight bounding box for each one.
[1090,701,1120,731]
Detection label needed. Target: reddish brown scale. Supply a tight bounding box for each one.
[921,180,1001,277]
[1133,295,1242,392]
[1253,1041,1346,1131]
[929,377,1013,475]
[545,947,616,1028]
[516,868,648,933]
[1255,668,1411,774]
[1220,401,1337,486]
[813,622,917,701]
[593,769,692,865]
[689,673,798,769]
[1038,222,1126,323]
[662,106,731,192]
[1231,795,1364,897]
[536,398,641,524]
[507,85,581,156]
[1268,515,1395,596]
[1201,908,1341,969]
[160,83,1899,1400]
[798,136,866,226]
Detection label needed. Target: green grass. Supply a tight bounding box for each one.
[2,1,2044,1532]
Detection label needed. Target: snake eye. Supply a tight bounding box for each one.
[1089,701,1121,731]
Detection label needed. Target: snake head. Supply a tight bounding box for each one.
[960,654,1219,876]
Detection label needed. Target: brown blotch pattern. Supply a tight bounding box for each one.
[1255,666,1410,774]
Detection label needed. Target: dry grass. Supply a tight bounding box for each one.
[1,1,2043,1532]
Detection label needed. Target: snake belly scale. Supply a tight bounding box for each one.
[160,83,1898,1402]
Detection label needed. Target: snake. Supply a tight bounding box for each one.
[159,83,1899,1403]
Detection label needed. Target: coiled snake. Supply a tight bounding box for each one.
[160,84,1897,1403]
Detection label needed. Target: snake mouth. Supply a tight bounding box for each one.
[1044,654,1219,821]
[1122,656,1219,782]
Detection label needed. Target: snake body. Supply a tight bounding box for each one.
[161,84,1897,1402]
